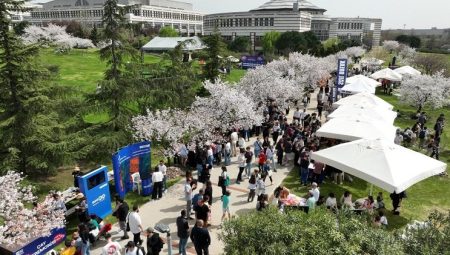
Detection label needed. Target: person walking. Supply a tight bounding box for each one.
[244,147,253,178]
[128,205,143,246]
[236,148,246,184]
[125,241,145,255]
[176,210,190,255]
[190,220,211,255]
[221,190,231,226]
[204,180,213,205]
[253,137,263,161]
[224,140,231,166]
[152,168,164,200]
[113,198,129,240]
[230,131,238,157]
[219,166,230,196]
[184,178,195,220]
[101,233,122,255]
[247,172,257,202]
[144,227,164,255]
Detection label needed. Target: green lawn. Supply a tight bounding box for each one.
[284,91,450,230]
[224,68,247,83]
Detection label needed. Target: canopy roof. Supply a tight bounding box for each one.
[252,0,326,12]
[394,66,422,76]
[346,75,381,87]
[371,68,403,82]
[141,36,205,52]
[333,92,394,110]
[328,104,397,124]
[316,117,397,142]
[341,80,376,94]
[311,138,447,193]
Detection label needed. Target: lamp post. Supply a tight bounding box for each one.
[155,223,172,255]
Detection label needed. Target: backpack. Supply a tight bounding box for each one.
[419,129,426,139]
[158,237,165,250]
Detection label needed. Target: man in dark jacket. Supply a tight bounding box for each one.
[114,198,129,240]
[190,220,211,255]
[145,227,164,255]
[176,210,190,255]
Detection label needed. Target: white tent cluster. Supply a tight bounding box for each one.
[313,92,446,193]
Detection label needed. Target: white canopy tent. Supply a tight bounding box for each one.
[361,58,385,66]
[311,139,447,193]
[370,68,403,82]
[328,104,397,124]
[345,75,381,87]
[141,36,205,52]
[333,92,394,110]
[394,66,422,76]
[316,117,397,142]
[341,79,376,94]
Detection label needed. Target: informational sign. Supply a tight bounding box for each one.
[336,58,348,88]
[0,227,65,255]
[241,55,265,69]
[112,141,152,199]
[78,166,112,219]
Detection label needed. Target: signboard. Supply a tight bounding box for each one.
[336,58,348,88]
[241,55,265,69]
[78,166,112,219]
[0,227,65,255]
[112,141,152,199]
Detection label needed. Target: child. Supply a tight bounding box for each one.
[221,190,231,225]
[256,174,266,197]
[247,173,257,202]
[379,211,388,228]
[262,160,273,185]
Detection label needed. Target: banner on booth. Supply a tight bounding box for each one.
[78,166,112,219]
[112,141,152,199]
[241,55,265,69]
[336,58,348,88]
[0,227,65,255]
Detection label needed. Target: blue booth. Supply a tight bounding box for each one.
[78,166,113,220]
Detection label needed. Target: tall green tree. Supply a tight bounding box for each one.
[0,0,72,175]
[89,25,99,46]
[85,0,139,158]
[202,29,225,81]
[158,26,179,37]
[228,36,250,53]
[262,31,280,56]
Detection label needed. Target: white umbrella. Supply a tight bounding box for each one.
[341,80,376,94]
[370,68,403,82]
[333,92,394,110]
[310,138,447,193]
[227,56,240,63]
[328,104,397,124]
[316,117,397,142]
[394,66,421,76]
[346,75,381,87]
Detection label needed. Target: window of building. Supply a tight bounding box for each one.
[270,17,274,26]
[265,18,269,26]
[255,18,258,26]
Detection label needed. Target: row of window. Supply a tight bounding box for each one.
[133,9,202,21]
[205,17,275,28]
[31,10,104,19]
[338,22,363,30]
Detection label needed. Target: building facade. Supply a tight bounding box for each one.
[204,0,382,49]
[26,0,203,36]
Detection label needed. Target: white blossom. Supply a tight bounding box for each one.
[382,40,401,52]
[397,45,417,66]
[21,24,94,49]
[399,72,450,110]
[345,46,366,58]
[0,172,65,247]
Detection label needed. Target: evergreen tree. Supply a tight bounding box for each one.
[89,25,99,46]
[0,0,72,175]
[203,29,225,81]
[84,0,139,158]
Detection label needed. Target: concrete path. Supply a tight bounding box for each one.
[90,94,320,255]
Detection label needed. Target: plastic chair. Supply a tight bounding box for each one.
[131,173,141,194]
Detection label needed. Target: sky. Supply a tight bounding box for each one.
[31,0,450,29]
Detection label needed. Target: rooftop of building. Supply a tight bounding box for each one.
[251,0,326,12]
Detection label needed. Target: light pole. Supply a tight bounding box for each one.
[155,223,172,255]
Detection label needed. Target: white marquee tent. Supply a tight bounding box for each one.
[345,75,382,87]
[328,104,397,124]
[370,68,403,82]
[311,138,447,193]
[333,92,394,110]
[316,117,397,142]
[341,79,376,94]
[394,66,422,76]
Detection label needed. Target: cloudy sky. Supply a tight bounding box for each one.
[32,0,450,29]
[184,0,450,29]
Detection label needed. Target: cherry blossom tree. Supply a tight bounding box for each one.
[382,40,401,53]
[21,24,95,49]
[0,171,65,247]
[399,72,450,111]
[345,46,366,58]
[397,45,417,66]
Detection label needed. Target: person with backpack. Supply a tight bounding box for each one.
[219,166,230,196]
[145,227,164,255]
[125,241,145,255]
[244,147,254,178]
[176,210,190,255]
[418,126,428,148]
[113,198,129,240]
[258,150,267,172]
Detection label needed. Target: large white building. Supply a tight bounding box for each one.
[26,0,203,36]
[204,0,382,49]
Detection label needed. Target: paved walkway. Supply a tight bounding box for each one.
[90,94,320,255]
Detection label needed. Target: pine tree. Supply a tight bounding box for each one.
[0,0,72,175]
[89,25,99,46]
[84,0,139,157]
[203,29,225,81]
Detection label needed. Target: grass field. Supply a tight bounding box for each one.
[284,90,450,230]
